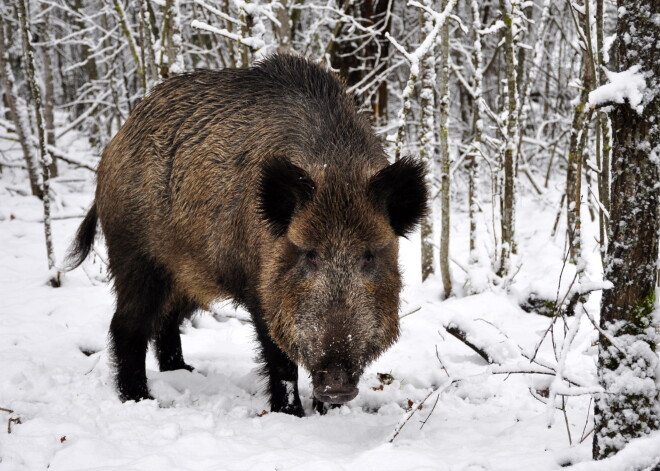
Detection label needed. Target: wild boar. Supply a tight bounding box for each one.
[68,54,427,416]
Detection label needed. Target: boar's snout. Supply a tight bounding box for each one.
[312,368,359,404]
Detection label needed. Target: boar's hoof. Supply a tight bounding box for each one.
[312,398,342,415]
[119,390,154,403]
[271,400,304,417]
[118,381,153,403]
[161,361,194,373]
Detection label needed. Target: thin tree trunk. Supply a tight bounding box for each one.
[593,0,660,459]
[498,0,519,277]
[275,0,293,52]
[162,0,184,76]
[238,1,252,68]
[0,14,42,198]
[419,1,437,283]
[113,0,145,87]
[140,0,158,88]
[17,0,60,286]
[516,0,551,156]
[595,0,610,267]
[566,1,595,265]
[39,3,58,178]
[468,0,484,266]
[437,0,451,296]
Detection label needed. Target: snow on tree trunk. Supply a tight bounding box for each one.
[591,0,660,460]
[139,0,159,88]
[595,0,611,266]
[275,0,293,52]
[113,0,145,88]
[386,0,456,283]
[419,2,437,283]
[39,4,58,178]
[497,0,520,278]
[437,0,451,296]
[516,0,551,152]
[18,0,60,287]
[467,0,484,268]
[164,0,184,76]
[566,0,595,266]
[0,13,42,199]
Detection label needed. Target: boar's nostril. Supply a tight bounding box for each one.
[312,368,359,404]
[312,384,359,404]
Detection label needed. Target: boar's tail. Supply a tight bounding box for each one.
[65,203,98,270]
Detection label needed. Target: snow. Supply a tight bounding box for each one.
[588,65,647,114]
[0,129,656,470]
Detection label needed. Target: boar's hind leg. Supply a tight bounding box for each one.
[109,255,172,402]
[154,298,195,372]
[253,316,304,417]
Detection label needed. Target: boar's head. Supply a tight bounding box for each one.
[257,156,427,404]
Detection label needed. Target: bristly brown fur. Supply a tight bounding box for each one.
[69,53,428,414]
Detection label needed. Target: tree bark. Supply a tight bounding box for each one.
[437,0,451,297]
[497,0,519,277]
[419,1,437,283]
[593,0,660,459]
[39,3,58,178]
[595,0,611,267]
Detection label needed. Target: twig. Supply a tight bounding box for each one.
[435,345,451,378]
[47,144,97,172]
[580,427,594,444]
[8,417,21,434]
[389,389,435,443]
[388,379,459,443]
[579,397,593,443]
[581,305,622,352]
[399,306,421,319]
[445,324,493,364]
[562,396,573,445]
[419,393,440,430]
[0,408,14,414]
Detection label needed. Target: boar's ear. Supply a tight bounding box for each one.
[258,156,315,237]
[369,157,428,237]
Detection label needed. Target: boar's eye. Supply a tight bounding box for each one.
[304,250,319,270]
[361,250,375,272]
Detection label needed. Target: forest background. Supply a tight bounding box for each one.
[1,0,659,469]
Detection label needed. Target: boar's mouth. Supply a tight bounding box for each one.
[312,367,359,404]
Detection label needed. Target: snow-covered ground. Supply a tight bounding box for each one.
[0,134,653,470]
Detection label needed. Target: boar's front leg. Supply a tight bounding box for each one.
[252,315,304,417]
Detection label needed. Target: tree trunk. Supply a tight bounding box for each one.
[275,0,293,51]
[39,3,58,178]
[595,0,611,267]
[498,0,519,277]
[140,0,158,87]
[419,1,436,283]
[113,0,144,87]
[0,13,42,198]
[163,0,184,76]
[18,0,60,286]
[437,0,451,297]
[593,0,660,459]
[468,0,484,266]
[566,0,595,265]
